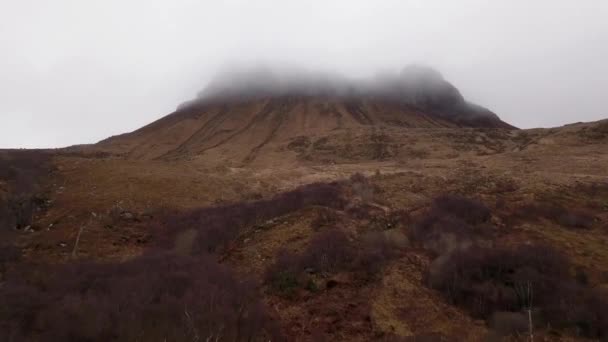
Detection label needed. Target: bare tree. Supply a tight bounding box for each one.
[515,281,534,342]
[71,213,95,259]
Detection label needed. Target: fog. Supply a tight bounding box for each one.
[1,1,607,148]
[194,65,462,102]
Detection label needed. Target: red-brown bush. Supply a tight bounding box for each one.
[0,253,280,342]
[410,196,493,256]
[432,195,491,225]
[429,244,568,316]
[310,208,342,231]
[428,244,608,339]
[265,229,355,294]
[265,228,397,295]
[300,229,355,274]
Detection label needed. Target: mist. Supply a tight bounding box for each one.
[1,1,607,148]
[184,64,503,124]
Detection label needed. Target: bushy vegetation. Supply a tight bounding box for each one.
[412,194,608,339]
[0,243,21,280]
[0,180,355,339]
[0,253,279,342]
[156,182,346,254]
[429,244,608,338]
[517,202,594,229]
[265,229,355,297]
[431,195,491,225]
[0,174,353,340]
[409,195,492,255]
[429,244,566,317]
[266,228,397,297]
[310,208,342,231]
[0,151,53,231]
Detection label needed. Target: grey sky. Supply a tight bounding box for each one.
[1,1,607,148]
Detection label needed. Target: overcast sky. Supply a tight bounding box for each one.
[1,1,607,148]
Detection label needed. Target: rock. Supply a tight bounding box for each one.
[119,211,136,221]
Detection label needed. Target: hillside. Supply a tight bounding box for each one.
[97,66,513,164]
[1,68,607,341]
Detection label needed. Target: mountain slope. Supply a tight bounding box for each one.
[98,66,514,163]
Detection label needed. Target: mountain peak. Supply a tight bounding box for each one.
[179,65,502,125]
[99,65,514,163]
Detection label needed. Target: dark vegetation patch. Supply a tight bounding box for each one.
[580,121,608,140]
[366,209,410,232]
[155,182,347,255]
[0,254,280,341]
[573,181,608,210]
[0,151,54,231]
[310,207,343,231]
[428,244,608,339]
[516,202,595,229]
[0,243,21,281]
[383,333,451,342]
[1,178,356,340]
[265,228,398,298]
[409,195,493,255]
[369,131,394,160]
[412,194,608,339]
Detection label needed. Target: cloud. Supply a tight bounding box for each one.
[0,0,607,147]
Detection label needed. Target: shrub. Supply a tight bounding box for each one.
[432,195,491,225]
[300,229,355,274]
[0,243,20,280]
[0,253,280,342]
[310,209,342,231]
[349,172,376,202]
[265,250,304,297]
[265,228,398,295]
[156,182,346,255]
[489,311,529,336]
[269,271,300,297]
[366,209,411,232]
[384,333,448,342]
[346,203,385,220]
[265,229,355,295]
[0,244,20,265]
[428,244,608,339]
[428,244,568,317]
[556,211,594,229]
[353,231,399,280]
[0,151,53,231]
[409,195,493,257]
[518,203,594,229]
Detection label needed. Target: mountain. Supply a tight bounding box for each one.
[3,66,608,341]
[98,66,514,163]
